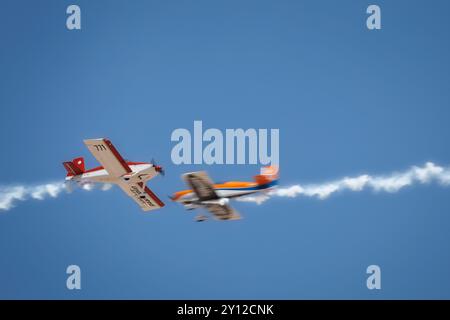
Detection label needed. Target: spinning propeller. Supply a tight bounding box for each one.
[151,158,165,176]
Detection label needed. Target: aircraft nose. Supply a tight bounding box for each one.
[155,165,165,176]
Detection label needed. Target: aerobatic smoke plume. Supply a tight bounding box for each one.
[0,182,113,211]
[238,162,450,204]
[1,162,449,211]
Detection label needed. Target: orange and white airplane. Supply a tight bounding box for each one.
[171,166,278,221]
[63,138,165,211]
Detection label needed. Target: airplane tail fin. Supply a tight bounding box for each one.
[63,157,86,177]
[254,165,279,185]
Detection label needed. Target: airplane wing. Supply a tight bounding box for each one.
[84,138,132,177]
[205,204,241,220]
[118,182,165,211]
[183,171,219,201]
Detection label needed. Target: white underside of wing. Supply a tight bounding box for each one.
[118,182,163,212]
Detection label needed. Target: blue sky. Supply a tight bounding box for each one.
[1,0,450,299]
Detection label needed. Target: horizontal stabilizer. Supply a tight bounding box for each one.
[63,160,84,176]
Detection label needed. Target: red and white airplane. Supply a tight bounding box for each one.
[63,138,165,211]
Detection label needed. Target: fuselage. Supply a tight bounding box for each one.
[66,161,158,184]
[172,179,278,204]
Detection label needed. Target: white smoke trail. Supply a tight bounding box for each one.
[238,162,450,204]
[2,162,449,210]
[0,181,114,211]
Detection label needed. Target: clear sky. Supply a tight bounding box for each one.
[1,0,450,299]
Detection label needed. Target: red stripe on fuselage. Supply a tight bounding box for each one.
[83,162,149,174]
